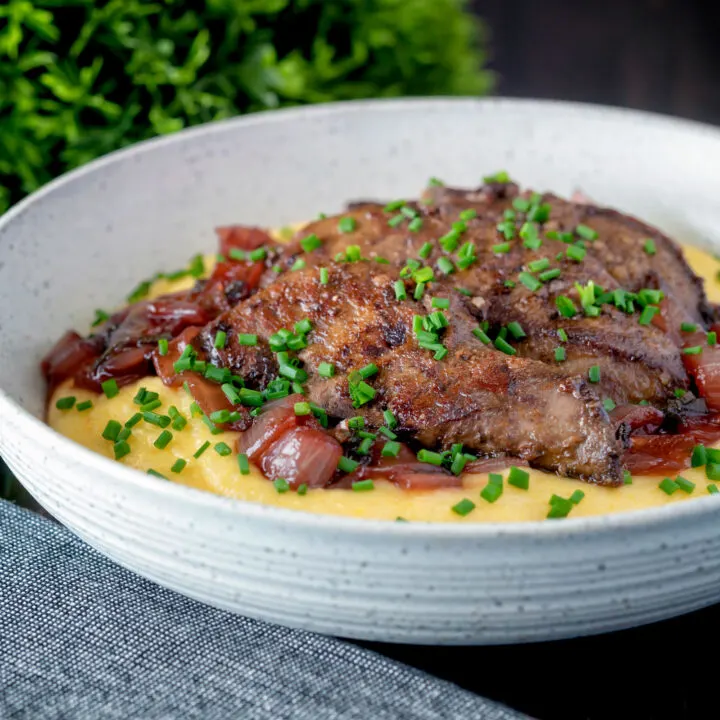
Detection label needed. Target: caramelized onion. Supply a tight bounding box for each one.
[260,425,343,489]
[216,225,274,255]
[611,405,665,435]
[624,435,695,474]
[41,331,102,389]
[682,335,720,412]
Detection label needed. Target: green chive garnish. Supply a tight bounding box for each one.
[408,217,423,232]
[381,441,401,458]
[431,297,450,310]
[658,478,679,495]
[319,267,329,285]
[274,478,290,493]
[171,459,187,474]
[493,242,511,254]
[508,466,529,490]
[294,402,312,416]
[494,336,516,356]
[359,363,378,379]
[602,397,616,412]
[214,331,227,349]
[55,396,76,410]
[352,479,375,492]
[518,272,541,292]
[638,306,659,325]
[419,242,433,259]
[318,362,335,378]
[539,268,561,282]
[102,420,122,441]
[193,441,211,459]
[682,346,703,355]
[707,463,720,481]
[480,481,503,504]
[76,400,93,412]
[547,496,574,519]
[691,445,707,467]
[417,449,443,466]
[643,239,657,255]
[238,453,250,475]
[708,484,719,495]
[624,470,633,485]
[158,338,169,356]
[437,257,454,274]
[338,456,359,473]
[147,469,168,480]
[566,245,586,262]
[154,430,173,450]
[556,296,577,318]
[113,441,131,460]
[291,258,306,271]
[301,234,322,252]
[588,365,601,383]
[451,498,476,516]
[575,224,598,241]
[507,321,526,339]
[473,327,491,345]
[214,442,232,456]
[101,379,119,399]
[338,217,356,233]
[680,322,698,333]
[527,258,550,273]
[558,328,568,342]
[394,280,407,301]
[555,347,566,362]
[237,334,258,346]
[675,476,695,494]
[297,484,308,495]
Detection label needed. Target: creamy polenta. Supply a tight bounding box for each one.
[47,242,720,523]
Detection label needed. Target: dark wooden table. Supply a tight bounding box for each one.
[363,603,715,719]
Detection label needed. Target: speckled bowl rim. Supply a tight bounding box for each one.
[3,96,720,538]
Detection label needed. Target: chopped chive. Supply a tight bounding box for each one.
[143,412,171,428]
[294,401,312,416]
[113,441,131,460]
[300,234,322,252]
[508,466,530,490]
[238,453,250,475]
[193,441,211,459]
[413,266,434,284]
[126,280,152,304]
[359,363,379,379]
[450,454,467,475]
[459,208,477,221]
[319,267,329,285]
[125,413,143,428]
[338,217,357,233]
[248,247,266,262]
[547,496,574,519]
[480,481,503,503]
[154,430,173,449]
[338,456,360,473]
[214,331,227,349]
[518,272,542,292]
[708,332,718,346]
[91,309,110,327]
[140,399,162,413]
[357,437,374,455]
[388,214,405,228]
[707,463,720,481]
[209,409,231,424]
[417,449,444,466]
[575,224,598,241]
[352,479,375,492]
[638,306,659,325]
[691,445,707,467]
[413,282,426,301]
[539,268,561,282]
[556,295,578,318]
[401,206,419,219]
[473,327,491,344]
[237,334,258,346]
[294,318,312,335]
[378,426,397,441]
[588,365,601,383]
[507,321,526,339]
[147,469,168,480]
[675,476,696,494]
[451,498,476,516]
[493,242,511,254]
[566,245,586,262]
[682,346,703,355]
[708,484,720,495]
[348,416,365,430]
[102,420,122,441]
[408,217,423,232]
[569,489,585,504]
[170,459,187,474]
[527,257,550,273]
[318,362,335,378]
[101,379,119,399]
[419,242,433,259]
[392,279,407,301]
[291,258,306,271]
[659,477,679,495]
[158,338,169,356]
[297,483,308,495]
[680,322,698,333]
[213,442,232,457]
[603,397,616,412]
[557,329,568,342]
[55,396,76,410]
[274,478,290,493]
[555,347,566,362]
[643,239,657,255]
[431,297,450,310]
[76,400,93,412]
[483,171,509,184]
[494,336,516,356]
[437,257,455,274]
[624,470,633,485]
[382,441,401,458]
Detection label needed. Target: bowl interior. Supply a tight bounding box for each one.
[2,98,720,421]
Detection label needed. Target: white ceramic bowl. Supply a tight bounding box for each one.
[3,99,720,645]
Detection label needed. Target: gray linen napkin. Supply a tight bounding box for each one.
[0,501,526,720]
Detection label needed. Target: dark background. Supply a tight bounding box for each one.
[370,4,720,718]
[476,0,720,126]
